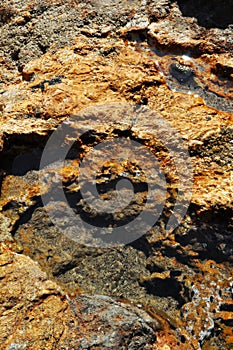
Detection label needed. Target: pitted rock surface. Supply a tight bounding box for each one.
[0,1,232,349]
[1,244,180,350]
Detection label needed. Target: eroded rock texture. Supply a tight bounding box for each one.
[1,244,181,349]
[0,0,232,349]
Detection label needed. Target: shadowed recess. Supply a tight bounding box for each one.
[177,0,233,29]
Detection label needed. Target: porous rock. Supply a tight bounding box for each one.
[0,1,232,349]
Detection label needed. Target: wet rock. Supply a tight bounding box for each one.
[169,63,195,84]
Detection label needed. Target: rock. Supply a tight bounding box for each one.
[0,1,232,349]
[0,244,190,350]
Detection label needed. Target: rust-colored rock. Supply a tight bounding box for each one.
[0,243,192,350]
[0,1,232,349]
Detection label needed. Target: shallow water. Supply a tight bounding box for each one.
[133,41,233,112]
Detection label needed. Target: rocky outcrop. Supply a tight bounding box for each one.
[1,243,189,349]
[0,1,232,349]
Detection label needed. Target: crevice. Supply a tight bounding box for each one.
[140,275,187,307]
[128,235,152,257]
[31,77,62,92]
[53,261,79,277]
[219,319,233,327]
[0,132,50,175]
[11,49,20,61]
[177,0,233,29]
[162,244,193,266]
[127,80,161,93]
[174,205,233,263]
[219,303,233,312]
[38,42,49,54]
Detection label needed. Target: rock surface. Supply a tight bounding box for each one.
[1,243,186,349]
[0,0,232,349]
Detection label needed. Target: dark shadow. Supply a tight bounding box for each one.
[140,276,187,307]
[12,148,43,175]
[0,133,49,175]
[175,207,233,263]
[177,0,233,29]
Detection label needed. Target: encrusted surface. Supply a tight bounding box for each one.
[1,244,182,349]
[0,0,232,349]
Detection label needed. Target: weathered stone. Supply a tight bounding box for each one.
[0,244,191,350]
[0,1,232,349]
